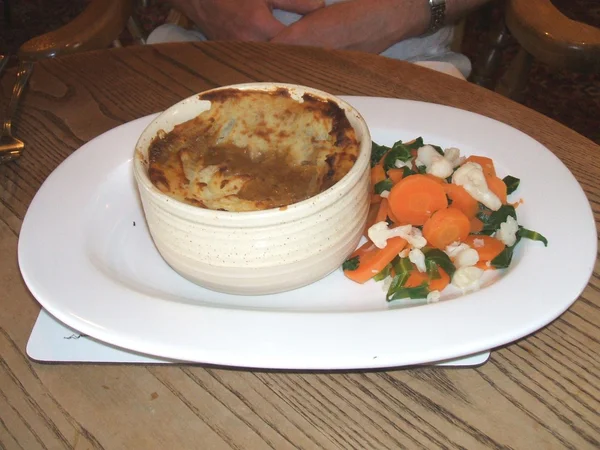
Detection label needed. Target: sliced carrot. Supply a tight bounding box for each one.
[485,174,508,204]
[405,138,419,159]
[404,270,428,288]
[388,174,448,226]
[469,216,484,233]
[387,204,400,224]
[429,267,450,292]
[343,237,408,284]
[465,155,496,177]
[370,193,382,204]
[375,198,390,224]
[474,260,492,270]
[422,207,470,249]
[370,164,386,192]
[464,234,505,262]
[511,198,524,209]
[403,267,450,292]
[387,168,405,185]
[445,183,479,218]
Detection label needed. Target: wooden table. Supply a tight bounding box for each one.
[1,42,599,449]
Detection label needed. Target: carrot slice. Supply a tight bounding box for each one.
[343,237,408,284]
[404,267,450,292]
[465,155,496,177]
[464,234,505,261]
[474,260,492,270]
[370,164,386,192]
[387,204,400,224]
[404,270,428,288]
[387,168,405,185]
[469,216,484,233]
[388,174,448,226]
[485,174,508,204]
[445,183,479,218]
[375,198,390,224]
[422,207,470,249]
[429,267,450,292]
[511,198,524,209]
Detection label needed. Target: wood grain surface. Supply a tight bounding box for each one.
[0,42,599,449]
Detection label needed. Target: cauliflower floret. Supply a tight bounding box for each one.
[444,147,465,168]
[444,242,471,258]
[452,162,502,211]
[398,249,410,258]
[416,145,463,179]
[429,157,454,179]
[445,242,479,268]
[367,222,427,249]
[454,248,479,268]
[495,215,519,246]
[427,290,441,302]
[452,266,484,292]
[409,248,427,273]
[407,227,427,249]
[472,238,485,248]
[394,159,413,169]
[414,145,440,168]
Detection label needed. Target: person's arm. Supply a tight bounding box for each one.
[167,0,324,41]
[270,0,490,53]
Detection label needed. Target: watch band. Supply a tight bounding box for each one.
[427,0,446,34]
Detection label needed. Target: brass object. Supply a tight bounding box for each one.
[0,61,33,164]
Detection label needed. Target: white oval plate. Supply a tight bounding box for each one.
[18,97,597,370]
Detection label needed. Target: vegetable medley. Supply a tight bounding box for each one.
[342,137,548,304]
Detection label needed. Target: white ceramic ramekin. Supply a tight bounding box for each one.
[133,82,371,295]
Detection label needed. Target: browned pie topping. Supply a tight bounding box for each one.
[147,88,359,211]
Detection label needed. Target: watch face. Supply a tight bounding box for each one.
[430,0,446,6]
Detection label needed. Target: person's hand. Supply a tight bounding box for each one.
[271,0,429,53]
[170,0,325,41]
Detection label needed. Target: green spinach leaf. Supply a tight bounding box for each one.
[402,166,416,177]
[371,142,390,167]
[423,248,456,278]
[342,256,359,271]
[490,226,549,268]
[425,260,441,280]
[477,204,517,235]
[386,258,413,301]
[431,144,444,156]
[490,235,521,269]
[503,175,520,195]
[388,283,430,301]
[383,140,413,172]
[518,227,548,246]
[405,137,424,150]
[373,264,392,282]
[374,179,394,194]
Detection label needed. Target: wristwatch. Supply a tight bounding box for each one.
[427,0,446,34]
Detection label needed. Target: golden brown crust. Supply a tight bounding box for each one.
[148,89,359,211]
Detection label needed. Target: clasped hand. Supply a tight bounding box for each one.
[173,0,426,54]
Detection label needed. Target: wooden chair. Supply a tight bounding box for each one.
[471,0,600,101]
[16,0,199,62]
[18,0,138,62]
